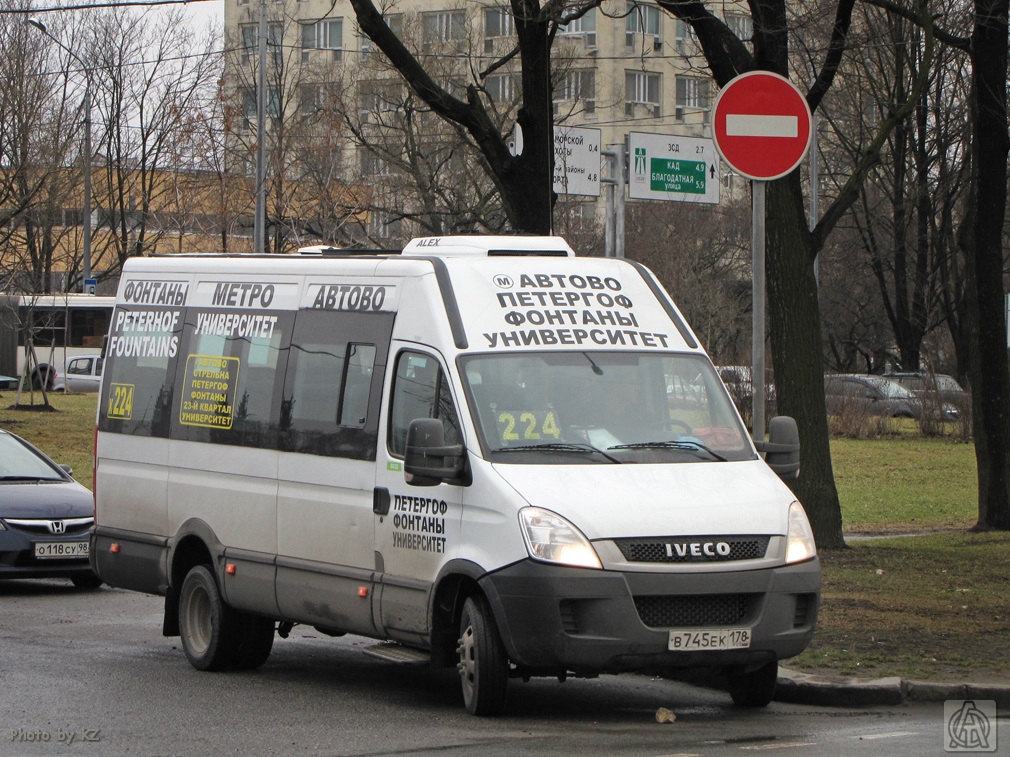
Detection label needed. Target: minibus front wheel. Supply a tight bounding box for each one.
[457,594,509,716]
[727,659,778,707]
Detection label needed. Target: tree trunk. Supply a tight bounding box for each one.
[966,0,1010,529]
[766,176,845,548]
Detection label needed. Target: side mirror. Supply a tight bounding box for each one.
[404,418,465,487]
[754,416,800,480]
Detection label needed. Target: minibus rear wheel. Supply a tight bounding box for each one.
[179,565,238,671]
[457,594,508,716]
[231,616,275,670]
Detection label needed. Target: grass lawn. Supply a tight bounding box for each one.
[831,436,978,533]
[0,392,98,483]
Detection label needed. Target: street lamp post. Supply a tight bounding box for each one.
[28,19,92,292]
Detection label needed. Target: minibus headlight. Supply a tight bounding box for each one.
[519,507,602,569]
[785,501,817,564]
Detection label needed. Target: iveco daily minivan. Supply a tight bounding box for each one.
[92,236,818,715]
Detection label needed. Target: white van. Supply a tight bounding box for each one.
[92,236,818,715]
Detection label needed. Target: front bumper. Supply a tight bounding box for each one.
[0,528,95,581]
[480,557,820,675]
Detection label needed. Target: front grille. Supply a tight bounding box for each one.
[614,535,770,563]
[3,517,93,537]
[634,594,754,628]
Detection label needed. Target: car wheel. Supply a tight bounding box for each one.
[727,660,778,707]
[457,594,509,716]
[178,565,237,671]
[71,573,103,590]
[230,616,275,671]
[32,367,54,390]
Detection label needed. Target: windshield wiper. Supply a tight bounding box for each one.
[607,440,728,462]
[492,442,622,464]
[0,475,58,482]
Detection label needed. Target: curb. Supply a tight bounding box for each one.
[775,668,1010,708]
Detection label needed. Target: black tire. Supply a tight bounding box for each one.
[178,565,237,671]
[457,594,509,716]
[231,616,275,670]
[32,366,54,390]
[728,660,778,707]
[71,573,103,590]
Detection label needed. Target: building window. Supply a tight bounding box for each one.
[485,73,519,103]
[367,211,402,240]
[625,2,661,48]
[725,13,753,42]
[301,19,344,62]
[268,22,283,66]
[675,75,710,123]
[558,7,597,48]
[240,23,257,65]
[422,10,466,46]
[484,7,514,53]
[241,87,256,130]
[241,22,283,67]
[359,150,390,177]
[359,14,401,61]
[554,69,596,114]
[359,81,401,123]
[625,71,661,118]
[675,19,698,54]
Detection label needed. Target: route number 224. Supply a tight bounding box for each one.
[498,410,561,441]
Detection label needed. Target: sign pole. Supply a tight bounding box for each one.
[615,142,626,259]
[752,180,767,441]
[710,70,813,442]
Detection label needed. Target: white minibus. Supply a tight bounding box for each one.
[92,236,818,715]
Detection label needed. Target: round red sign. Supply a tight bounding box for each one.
[712,71,813,181]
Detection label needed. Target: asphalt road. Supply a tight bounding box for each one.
[1,579,1003,756]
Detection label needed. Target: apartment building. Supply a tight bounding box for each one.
[222,1,751,244]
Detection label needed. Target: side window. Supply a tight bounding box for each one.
[98,305,184,438]
[281,310,393,459]
[68,358,91,375]
[339,344,376,426]
[388,351,460,457]
[173,309,293,449]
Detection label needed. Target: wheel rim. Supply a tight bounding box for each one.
[183,583,212,656]
[458,620,477,703]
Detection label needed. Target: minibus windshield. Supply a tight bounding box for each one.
[460,352,755,464]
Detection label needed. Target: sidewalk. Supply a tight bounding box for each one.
[776,667,1010,708]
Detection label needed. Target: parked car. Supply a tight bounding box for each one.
[62,354,103,393]
[883,372,969,406]
[0,429,101,588]
[717,365,777,417]
[824,374,958,420]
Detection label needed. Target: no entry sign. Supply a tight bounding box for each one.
[712,71,812,181]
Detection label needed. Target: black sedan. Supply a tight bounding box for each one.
[0,429,101,589]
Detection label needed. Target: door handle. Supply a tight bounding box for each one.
[373,487,390,515]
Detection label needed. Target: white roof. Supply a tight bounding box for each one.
[401,235,575,257]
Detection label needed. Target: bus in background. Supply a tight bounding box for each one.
[0,294,115,390]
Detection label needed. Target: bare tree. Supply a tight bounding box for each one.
[812,4,971,375]
[348,0,559,234]
[0,6,83,294]
[654,0,935,548]
[85,7,221,272]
